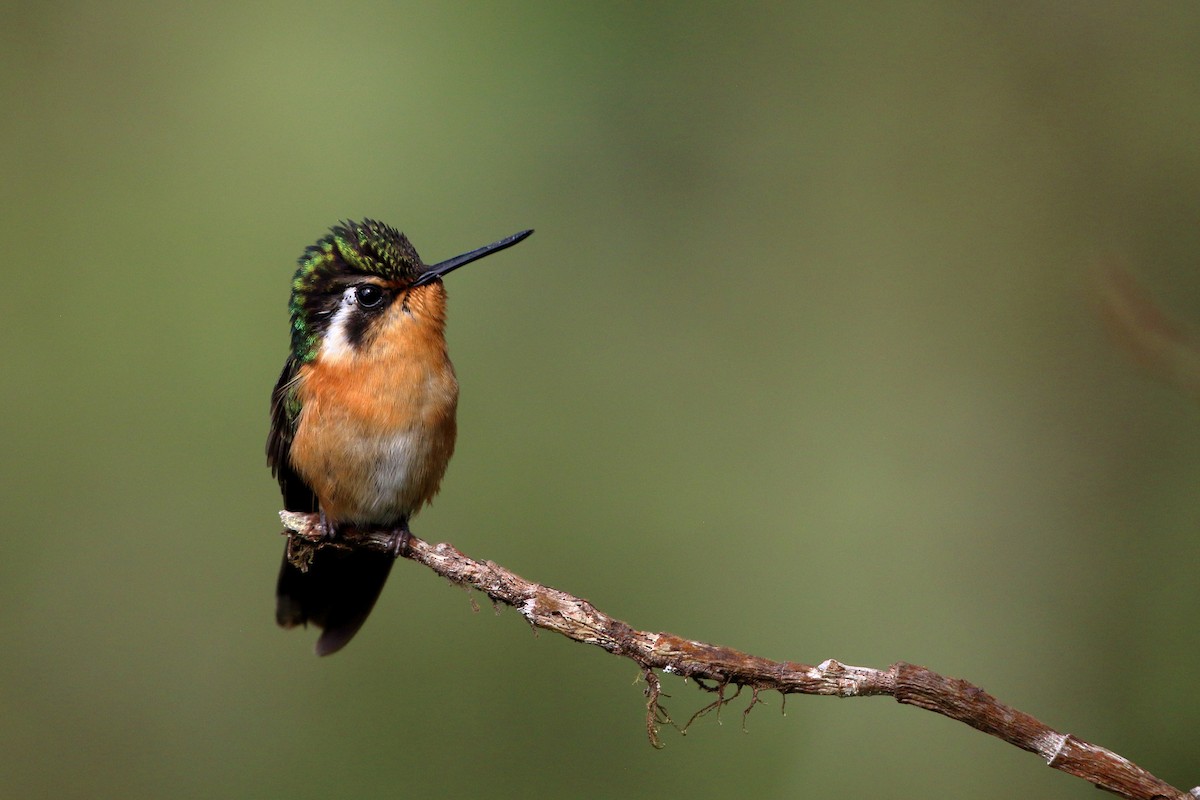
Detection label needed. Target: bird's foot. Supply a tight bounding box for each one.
[385,521,412,558]
[318,510,339,541]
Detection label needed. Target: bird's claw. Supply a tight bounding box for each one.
[318,510,339,541]
[386,525,412,558]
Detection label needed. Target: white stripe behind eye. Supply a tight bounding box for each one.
[320,288,358,362]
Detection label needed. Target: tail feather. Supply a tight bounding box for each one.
[276,546,394,656]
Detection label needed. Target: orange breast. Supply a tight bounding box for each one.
[288,286,459,524]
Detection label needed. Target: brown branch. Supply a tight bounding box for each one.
[281,512,1196,800]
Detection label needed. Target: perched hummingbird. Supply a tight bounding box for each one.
[268,220,533,656]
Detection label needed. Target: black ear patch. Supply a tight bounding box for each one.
[344,284,395,350]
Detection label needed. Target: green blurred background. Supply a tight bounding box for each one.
[3,2,1199,797]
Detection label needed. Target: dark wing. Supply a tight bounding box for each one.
[267,356,317,513]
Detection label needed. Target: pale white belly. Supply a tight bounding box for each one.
[353,427,448,521]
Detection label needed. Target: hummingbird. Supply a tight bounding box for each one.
[268,219,533,656]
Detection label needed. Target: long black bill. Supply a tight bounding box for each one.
[410,229,534,288]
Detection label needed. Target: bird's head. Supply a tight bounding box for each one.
[287,219,532,363]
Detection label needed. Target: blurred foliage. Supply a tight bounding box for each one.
[3,2,1199,798]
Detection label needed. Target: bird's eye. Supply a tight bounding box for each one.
[356,284,386,309]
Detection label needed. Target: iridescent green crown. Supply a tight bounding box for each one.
[288,220,424,362]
